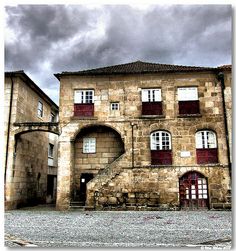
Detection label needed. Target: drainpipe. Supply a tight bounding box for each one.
[4,74,14,184]
[217,72,231,182]
[130,122,138,168]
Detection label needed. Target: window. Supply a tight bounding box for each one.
[74,90,94,117]
[111,102,119,111]
[177,87,200,115]
[48,143,54,158]
[195,130,218,164]
[37,101,43,117]
[196,130,217,149]
[151,131,171,150]
[150,131,172,165]
[142,89,161,102]
[48,143,54,166]
[83,138,96,153]
[74,90,94,104]
[142,89,162,115]
[50,113,56,122]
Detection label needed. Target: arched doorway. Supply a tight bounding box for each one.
[73,125,125,204]
[179,171,209,209]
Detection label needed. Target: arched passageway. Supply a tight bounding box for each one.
[73,125,125,203]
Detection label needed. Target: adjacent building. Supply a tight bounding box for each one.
[55,61,232,211]
[4,71,59,209]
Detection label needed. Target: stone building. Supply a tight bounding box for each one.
[55,61,232,211]
[4,71,59,209]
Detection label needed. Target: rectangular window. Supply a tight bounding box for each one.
[142,89,162,115]
[74,90,94,117]
[48,143,54,158]
[142,89,161,102]
[50,113,56,122]
[111,102,119,111]
[178,87,200,115]
[37,101,43,117]
[83,138,96,153]
[178,87,198,101]
[74,90,94,104]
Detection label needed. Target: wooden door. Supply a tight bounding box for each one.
[179,172,209,209]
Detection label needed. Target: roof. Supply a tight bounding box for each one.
[217,65,232,71]
[5,70,59,111]
[54,60,216,79]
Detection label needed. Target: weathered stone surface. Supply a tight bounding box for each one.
[4,74,59,210]
[56,67,231,210]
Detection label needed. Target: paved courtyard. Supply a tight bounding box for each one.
[4,207,232,248]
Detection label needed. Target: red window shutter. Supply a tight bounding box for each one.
[151,150,172,165]
[74,104,94,117]
[142,102,162,115]
[179,100,200,115]
[196,148,218,164]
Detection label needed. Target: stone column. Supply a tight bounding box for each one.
[56,139,74,210]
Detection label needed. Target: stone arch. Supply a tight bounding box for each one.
[72,124,125,203]
[188,123,222,137]
[13,122,59,136]
[179,170,208,179]
[71,123,124,142]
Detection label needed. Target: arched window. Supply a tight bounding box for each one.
[150,131,172,165]
[195,130,218,164]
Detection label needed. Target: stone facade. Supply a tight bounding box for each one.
[4,71,59,209]
[54,61,231,211]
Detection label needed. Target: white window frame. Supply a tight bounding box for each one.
[195,130,217,149]
[83,138,96,153]
[111,102,120,111]
[177,87,198,101]
[150,131,171,150]
[142,89,162,102]
[74,90,94,104]
[37,101,43,117]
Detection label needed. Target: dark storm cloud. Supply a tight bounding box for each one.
[4,4,231,104]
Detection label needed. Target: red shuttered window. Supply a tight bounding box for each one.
[142,89,163,115]
[178,87,200,115]
[195,130,218,164]
[74,90,94,117]
[150,131,172,165]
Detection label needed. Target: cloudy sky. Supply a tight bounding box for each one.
[4,4,232,104]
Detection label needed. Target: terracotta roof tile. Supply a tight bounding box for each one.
[55,60,216,78]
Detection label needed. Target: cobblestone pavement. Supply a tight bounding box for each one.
[4,207,232,248]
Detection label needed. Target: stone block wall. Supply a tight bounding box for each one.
[4,75,59,209]
[57,70,231,210]
[92,166,229,210]
[74,126,124,190]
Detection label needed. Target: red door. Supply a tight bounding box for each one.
[179,172,209,209]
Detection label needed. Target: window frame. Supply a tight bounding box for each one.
[142,88,162,102]
[37,101,43,118]
[150,131,172,150]
[177,87,198,101]
[83,138,96,154]
[48,143,54,158]
[195,130,217,149]
[74,90,94,104]
[110,102,120,111]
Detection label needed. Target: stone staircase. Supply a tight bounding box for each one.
[86,153,128,206]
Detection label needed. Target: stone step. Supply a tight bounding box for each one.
[69,200,85,211]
